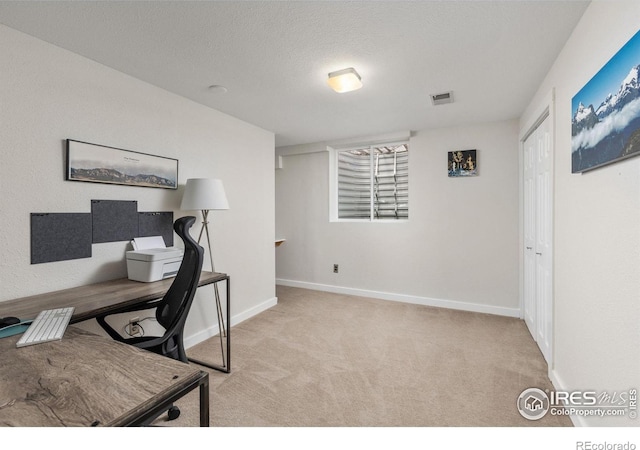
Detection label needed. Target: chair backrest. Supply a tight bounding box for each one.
[155,216,204,331]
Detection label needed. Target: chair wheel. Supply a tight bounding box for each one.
[167,406,181,421]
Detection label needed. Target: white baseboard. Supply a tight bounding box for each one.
[184,296,278,349]
[548,369,585,427]
[276,279,520,318]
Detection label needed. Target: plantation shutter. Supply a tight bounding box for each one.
[337,149,372,219]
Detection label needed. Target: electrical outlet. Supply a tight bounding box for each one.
[333,264,339,273]
[129,317,141,336]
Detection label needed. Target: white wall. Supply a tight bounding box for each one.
[276,120,520,317]
[0,25,276,345]
[520,0,640,426]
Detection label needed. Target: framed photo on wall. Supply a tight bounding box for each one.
[571,29,640,173]
[66,140,178,189]
[448,149,477,177]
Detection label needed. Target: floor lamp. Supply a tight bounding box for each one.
[180,178,229,368]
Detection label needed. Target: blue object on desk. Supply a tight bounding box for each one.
[0,320,33,339]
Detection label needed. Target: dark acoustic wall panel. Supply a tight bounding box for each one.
[91,200,139,243]
[138,212,174,247]
[31,213,92,264]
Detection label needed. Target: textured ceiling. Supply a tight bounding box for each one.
[0,1,590,147]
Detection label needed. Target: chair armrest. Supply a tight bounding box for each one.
[96,298,163,318]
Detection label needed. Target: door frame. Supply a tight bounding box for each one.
[519,88,556,368]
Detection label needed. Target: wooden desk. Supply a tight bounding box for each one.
[0,271,231,373]
[0,326,209,427]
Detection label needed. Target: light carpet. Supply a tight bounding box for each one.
[159,285,571,427]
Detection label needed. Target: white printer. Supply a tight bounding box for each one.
[126,236,184,282]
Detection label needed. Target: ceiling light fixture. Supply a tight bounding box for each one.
[327,67,362,93]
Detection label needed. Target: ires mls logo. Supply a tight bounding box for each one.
[517,388,638,421]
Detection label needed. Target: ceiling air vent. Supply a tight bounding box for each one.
[431,91,453,106]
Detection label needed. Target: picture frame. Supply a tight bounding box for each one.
[571,28,640,173]
[448,149,477,177]
[66,139,178,189]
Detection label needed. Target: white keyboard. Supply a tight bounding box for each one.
[16,307,74,348]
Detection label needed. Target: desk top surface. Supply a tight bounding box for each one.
[0,271,227,323]
[0,326,204,426]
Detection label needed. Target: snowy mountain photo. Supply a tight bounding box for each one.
[571,30,640,173]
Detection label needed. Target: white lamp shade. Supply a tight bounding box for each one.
[180,178,230,211]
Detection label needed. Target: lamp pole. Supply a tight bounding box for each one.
[197,208,227,368]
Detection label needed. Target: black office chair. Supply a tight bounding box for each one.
[96,216,204,421]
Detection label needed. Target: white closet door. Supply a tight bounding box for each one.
[535,116,553,363]
[523,128,537,338]
[523,114,553,364]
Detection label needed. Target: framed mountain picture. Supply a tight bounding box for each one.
[66,140,178,189]
[571,29,640,173]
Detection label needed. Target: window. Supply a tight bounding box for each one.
[333,142,408,220]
